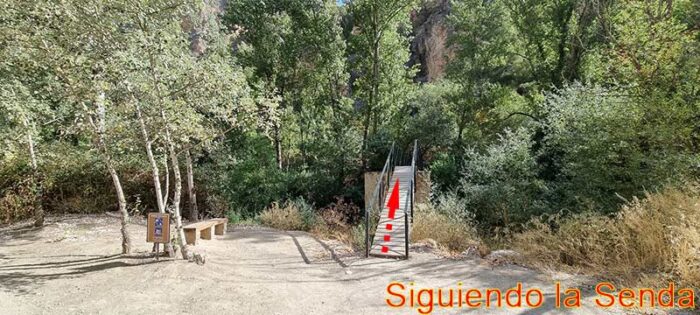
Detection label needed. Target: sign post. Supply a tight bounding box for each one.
[147,213,170,259]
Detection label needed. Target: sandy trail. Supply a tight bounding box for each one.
[0,215,644,314]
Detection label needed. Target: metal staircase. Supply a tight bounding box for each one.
[365,140,418,259]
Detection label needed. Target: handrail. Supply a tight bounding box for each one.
[410,139,418,223]
[404,178,411,259]
[364,140,419,259]
[365,142,395,257]
[405,140,418,259]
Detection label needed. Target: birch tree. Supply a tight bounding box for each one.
[11,0,140,253]
[0,82,48,227]
[120,0,251,259]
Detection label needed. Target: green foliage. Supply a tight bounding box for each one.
[394,83,456,153]
[456,128,548,227]
[219,0,359,217]
[350,223,367,252]
[346,0,418,153]
[537,84,698,213]
[289,197,319,229]
[446,82,698,228]
[211,133,291,217]
[208,130,363,218]
[0,0,697,243]
[0,158,34,223]
[226,210,242,224]
[429,152,460,192]
[429,0,700,232]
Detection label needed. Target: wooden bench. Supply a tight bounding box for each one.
[183,218,227,245]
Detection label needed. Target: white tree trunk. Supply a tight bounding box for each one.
[135,101,174,256]
[162,156,169,206]
[23,116,44,227]
[161,109,189,260]
[135,103,165,213]
[106,160,131,254]
[185,150,198,221]
[89,93,131,254]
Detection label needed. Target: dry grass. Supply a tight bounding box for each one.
[411,204,481,253]
[259,199,368,252]
[311,202,366,251]
[512,183,700,287]
[259,202,307,231]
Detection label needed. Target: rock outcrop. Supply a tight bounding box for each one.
[409,0,453,83]
[181,0,228,55]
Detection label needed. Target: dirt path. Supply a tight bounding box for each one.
[0,215,668,314]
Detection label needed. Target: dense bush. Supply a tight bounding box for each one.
[455,128,548,227]
[0,160,34,223]
[438,84,699,229]
[206,130,364,219]
[207,133,294,217]
[0,144,162,222]
[536,84,696,214]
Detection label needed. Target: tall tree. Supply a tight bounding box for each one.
[225,0,348,170]
[1,0,137,248]
[0,1,59,227]
[0,82,48,227]
[122,0,251,258]
[346,0,417,162]
[447,0,517,147]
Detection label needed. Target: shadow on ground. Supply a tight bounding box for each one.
[0,254,164,295]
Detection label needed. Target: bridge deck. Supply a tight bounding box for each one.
[369,166,412,258]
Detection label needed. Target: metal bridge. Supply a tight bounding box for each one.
[365,140,418,259]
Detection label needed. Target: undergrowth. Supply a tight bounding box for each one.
[259,197,320,231]
[512,183,700,288]
[411,203,482,253]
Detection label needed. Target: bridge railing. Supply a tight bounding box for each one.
[410,139,418,223]
[405,139,418,259]
[365,142,395,257]
[364,140,419,258]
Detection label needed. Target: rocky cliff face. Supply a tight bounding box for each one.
[199,0,452,83]
[409,0,453,83]
[182,0,228,55]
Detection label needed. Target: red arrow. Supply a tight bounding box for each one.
[387,179,400,219]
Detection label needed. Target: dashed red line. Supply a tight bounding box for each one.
[380,180,400,256]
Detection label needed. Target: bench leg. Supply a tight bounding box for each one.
[215,222,226,235]
[201,227,212,240]
[184,229,197,245]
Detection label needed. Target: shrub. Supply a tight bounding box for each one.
[337,209,381,252]
[458,127,548,227]
[293,197,319,230]
[411,203,481,252]
[259,202,305,230]
[537,84,696,214]
[512,183,700,287]
[206,133,294,218]
[226,211,242,224]
[0,180,34,224]
[349,224,367,252]
[320,198,360,228]
[429,152,460,192]
[259,197,320,231]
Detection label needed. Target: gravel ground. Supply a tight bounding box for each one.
[0,215,690,314]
